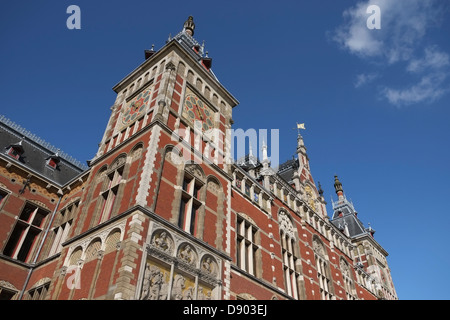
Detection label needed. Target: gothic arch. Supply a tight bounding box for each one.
[95,164,108,182]
[130,142,144,161]
[278,209,296,239]
[68,246,83,266]
[184,163,205,182]
[110,154,127,169]
[237,212,257,227]
[339,257,352,278]
[105,228,122,253]
[85,238,102,261]
[91,153,128,225]
[339,257,356,299]
[163,145,183,166]
[312,235,335,299]
[312,235,327,259]
[278,208,305,299]
[206,175,222,195]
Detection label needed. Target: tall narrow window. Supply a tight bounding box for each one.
[178,174,203,235]
[313,238,333,300]
[278,211,301,299]
[236,215,258,276]
[281,232,299,298]
[48,201,78,256]
[340,259,356,300]
[3,203,49,262]
[99,162,124,223]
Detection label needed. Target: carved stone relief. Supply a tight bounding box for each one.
[171,273,195,300]
[313,238,325,257]
[177,243,197,265]
[278,211,295,239]
[151,229,174,254]
[141,224,221,300]
[141,263,170,300]
[185,164,204,180]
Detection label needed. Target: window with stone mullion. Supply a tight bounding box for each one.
[237,216,258,276]
[99,166,123,223]
[178,175,202,235]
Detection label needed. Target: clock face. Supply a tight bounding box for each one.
[183,90,214,132]
[122,89,150,127]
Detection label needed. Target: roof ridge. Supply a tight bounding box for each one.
[0,114,88,170]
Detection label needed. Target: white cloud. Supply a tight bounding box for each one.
[382,74,448,106]
[407,46,450,73]
[331,0,450,106]
[333,0,440,63]
[354,73,379,88]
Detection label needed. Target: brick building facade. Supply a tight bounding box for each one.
[0,17,397,301]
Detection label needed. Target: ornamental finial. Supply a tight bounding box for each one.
[183,16,195,36]
[334,175,343,194]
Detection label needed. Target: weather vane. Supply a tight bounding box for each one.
[294,122,306,135]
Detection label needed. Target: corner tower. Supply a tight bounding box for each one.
[50,17,239,301]
[330,176,397,300]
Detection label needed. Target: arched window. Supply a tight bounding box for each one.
[236,214,258,276]
[340,258,356,300]
[99,156,126,223]
[48,200,79,257]
[313,237,334,300]
[278,211,300,299]
[178,164,205,235]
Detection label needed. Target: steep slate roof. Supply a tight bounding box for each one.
[330,195,375,239]
[0,115,87,186]
[277,158,299,184]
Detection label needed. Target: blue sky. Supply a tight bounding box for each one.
[1,0,450,300]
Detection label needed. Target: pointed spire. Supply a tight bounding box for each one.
[318,181,324,197]
[261,139,269,164]
[183,16,195,36]
[297,133,304,148]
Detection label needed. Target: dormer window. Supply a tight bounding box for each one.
[6,141,24,160]
[7,147,20,160]
[47,158,57,169]
[46,154,61,169]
